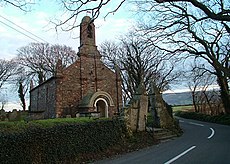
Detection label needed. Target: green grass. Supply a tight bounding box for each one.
[173,105,194,112]
[0,117,109,133]
[0,121,27,133]
[32,117,98,126]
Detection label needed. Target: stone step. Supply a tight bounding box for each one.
[146,127,177,140]
[155,134,177,140]
[155,131,172,137]
[154,128,167,133]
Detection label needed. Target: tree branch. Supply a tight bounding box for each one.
[156,0,230,21]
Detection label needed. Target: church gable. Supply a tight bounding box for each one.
[30,16,122,119]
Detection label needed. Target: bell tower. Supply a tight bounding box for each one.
[78,16,101,58]
[78,16,101,96]
[80,16,96,46]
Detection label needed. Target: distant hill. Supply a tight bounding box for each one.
[163,92,193,106]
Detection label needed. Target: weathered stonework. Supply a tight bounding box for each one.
[124,83,148,132]
[153,85,175,130]
[30,16,122,119]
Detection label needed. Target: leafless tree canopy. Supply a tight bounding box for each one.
[53,0,126,31]
[53,0,230,32]
[1,0,36,11]
[156,0,230,22]
[0,59,19,89]
[134,0,230,113]
[99,33,181,102]
[186,61,223,115]
[17,43,78,85]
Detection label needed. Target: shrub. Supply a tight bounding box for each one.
[0,118,127,163]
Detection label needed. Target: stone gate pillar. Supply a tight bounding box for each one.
[125,83,148,132]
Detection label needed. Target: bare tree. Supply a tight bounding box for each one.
[17,43,78,85]
[54,0,229,32]
[99,33,180,102]
[18,82,26,111]
[155,0,230,24]
[1,0,36,11]
[0,59,19,89]
[100,34,181,130]
[0,89,7,110]
[52,0,230,113]
[14,67,31,111]
[187,61,219,114]
[134,0,230,114]
[53,0,126,31]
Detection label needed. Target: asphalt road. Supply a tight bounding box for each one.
[95,117,230,164]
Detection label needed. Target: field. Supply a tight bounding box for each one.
[172,105,194,112]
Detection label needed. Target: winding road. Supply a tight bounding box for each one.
[95,117,230,164]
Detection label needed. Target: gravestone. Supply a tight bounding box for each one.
[8,109,20,121]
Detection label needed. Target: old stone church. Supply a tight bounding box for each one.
[29,16,122,119]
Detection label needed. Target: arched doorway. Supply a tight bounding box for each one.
[94,98,108,117]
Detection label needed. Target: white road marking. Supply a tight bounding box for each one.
[189,122,204,127]
[179,120,184,123]
[207,128,215,139]
[164,146,196,164]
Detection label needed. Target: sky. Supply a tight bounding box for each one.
[0,1,219,111]
[0,1,135,59]
[0,0,136,111]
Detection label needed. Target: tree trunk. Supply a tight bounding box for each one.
[217,73,230,114]
[18,82,26,112]
[203,91,213,115]
[191,91,198,112]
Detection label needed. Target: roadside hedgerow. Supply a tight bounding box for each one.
[0,118,128,163]
[175,111,230,126]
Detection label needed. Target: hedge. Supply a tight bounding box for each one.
[0,118,127,163]
[175,111,230,126]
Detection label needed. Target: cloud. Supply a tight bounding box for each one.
[4,102,22,112]
[0,0,137,60]
[95,17,135,44]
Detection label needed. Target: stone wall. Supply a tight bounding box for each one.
[30,77,57,119]
[55,55,122,117]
